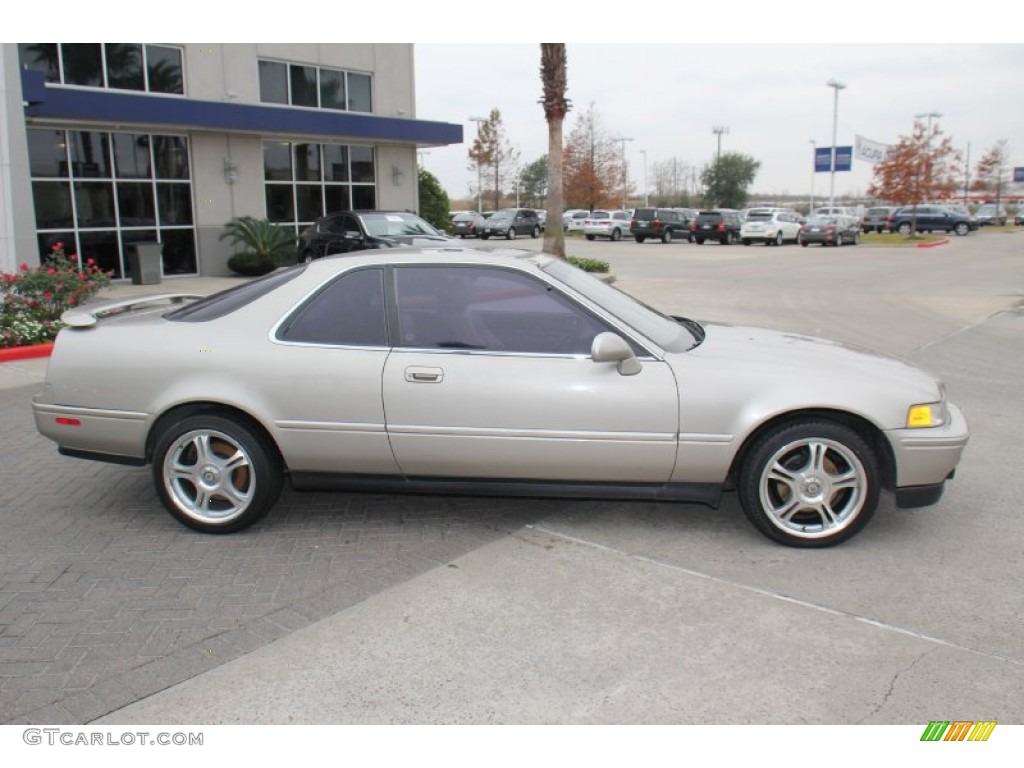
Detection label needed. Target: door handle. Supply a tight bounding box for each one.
[405,366,444,383]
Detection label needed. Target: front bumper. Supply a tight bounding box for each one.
[885,402,969,501]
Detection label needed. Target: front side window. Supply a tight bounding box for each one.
[277,268,387,346]
[395,266,611,355]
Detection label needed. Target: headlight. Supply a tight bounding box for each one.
[906,401,949,428]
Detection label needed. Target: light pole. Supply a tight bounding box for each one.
[640,149,648,206]
[809,139,816,213]
[826,79,845,210]
[612,135,633,210]
[469,116,486,213]
[915,111,942,202]
[712,126,729,205]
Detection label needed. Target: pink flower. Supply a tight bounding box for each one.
[19,263,28,271]
[69,254,78,261]
[47,268,56,275]
[78,274,87,281]
[86,258,96,265]
[52,242,63,252]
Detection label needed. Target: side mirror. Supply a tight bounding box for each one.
[591,332,642,376]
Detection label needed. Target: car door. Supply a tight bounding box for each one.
[268,267,399,474]
[382,264,680,483]
[321,213,365,255]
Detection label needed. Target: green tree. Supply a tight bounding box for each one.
[540,43,570,258]
[701,152,760,209]
[418,168,451,232]
[467,108,519,211]
[519,155,549,208]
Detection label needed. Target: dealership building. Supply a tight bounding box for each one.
[0,43,461,278]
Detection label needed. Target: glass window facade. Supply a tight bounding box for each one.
[18,43,183,95]
[29,129,197,278]
[264,141,376,233]
[257,59,373,113]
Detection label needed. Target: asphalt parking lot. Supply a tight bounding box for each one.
[2,231,1022,725]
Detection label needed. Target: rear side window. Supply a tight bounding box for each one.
[277,268,387,346]
[167,267,305,323]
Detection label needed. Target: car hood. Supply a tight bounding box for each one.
[660,320,950,435]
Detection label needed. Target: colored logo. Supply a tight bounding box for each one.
[920,721,996,741]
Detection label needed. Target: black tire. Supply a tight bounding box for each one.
[897,222,912,235]
[634,235,645,243]
[835,233,844,247]
[737,420,880,547]
[585,234,595,241]
[661,229,672,244]
[480,235,490,240]
[800,241,809,247]
[852,232,860,245]
[954,222,969,236]
[531,226,540,238]
[695,238,705,245]
[742,239,751,246]
[152,414,283,534]
[725,232,736,245]
[774,232,784,247]
[506,228,516,240]
[612,228,622,242]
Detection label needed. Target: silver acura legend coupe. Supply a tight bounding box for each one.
[33,248,969,547]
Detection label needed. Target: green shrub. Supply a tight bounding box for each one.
[568,256,610,273]
[221,217,296,274]
[227,251,279,277]
[1,243,112,348]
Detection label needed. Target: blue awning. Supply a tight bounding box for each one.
[21,69,462,147]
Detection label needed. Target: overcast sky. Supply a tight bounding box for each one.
[414,43,1024,206]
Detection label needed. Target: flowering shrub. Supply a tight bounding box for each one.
[1,243,112,348]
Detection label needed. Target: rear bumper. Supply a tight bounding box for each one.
[33,398,149,462]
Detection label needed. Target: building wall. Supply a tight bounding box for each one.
[0,45,38,273]
[4,43,432,277]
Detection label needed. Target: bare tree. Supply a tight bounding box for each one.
[467,109,518,211]
[540,44,569,258]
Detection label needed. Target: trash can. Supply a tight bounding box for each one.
[128,242,163,286]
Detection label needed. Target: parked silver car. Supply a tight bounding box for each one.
[33,248,968,547]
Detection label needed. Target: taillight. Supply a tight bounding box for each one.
[717,223,726,231]
[690,222,697,231]
[654,219,662,229]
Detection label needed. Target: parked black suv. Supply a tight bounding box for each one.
[630,208,689,244]
[298,210,450,261]
[479,208,541,240]
[691,210,743,245]
[885,206,976,236]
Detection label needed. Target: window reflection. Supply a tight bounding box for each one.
[146,45,183,94]
[106,43,144,90]
[62,44,103,87]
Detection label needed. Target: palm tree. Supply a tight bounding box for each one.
[540,44,570,258]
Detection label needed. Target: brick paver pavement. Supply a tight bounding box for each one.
[0,383,554,724]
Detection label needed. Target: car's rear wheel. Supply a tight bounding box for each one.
[153,414,282,534]
[725,232,736,245]
[774,232,784,247]
[480,235,490,240]
[738,420,879,547]
[954,222,969,236]
[612,228,622,242]
[661,229,672,244]
[301,251,315,264]
[635,235,645,243]
[742,239,751,246]
[853,232,860,245]
[695,238,705,245]
[532,226,540,238]
[800,240,809,247]
[585,234,595,241]
[506,228,516,240]
[897,222,912,235]
[835,234,844,247]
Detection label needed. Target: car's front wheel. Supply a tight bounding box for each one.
[506,228,516,240]
[774,232,784,247]
[954,222,969,236]
[634,235,645,243]
[738,420,880,547]
[153,414,283,534]
[531,226,540,238]
[661,229,672,244]
[611,228,622,242]
[897,222,912,235]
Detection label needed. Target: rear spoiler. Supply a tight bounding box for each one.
[61,294,203,328]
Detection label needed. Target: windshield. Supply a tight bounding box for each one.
[360,213,440,237]
[542,259,696,353]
